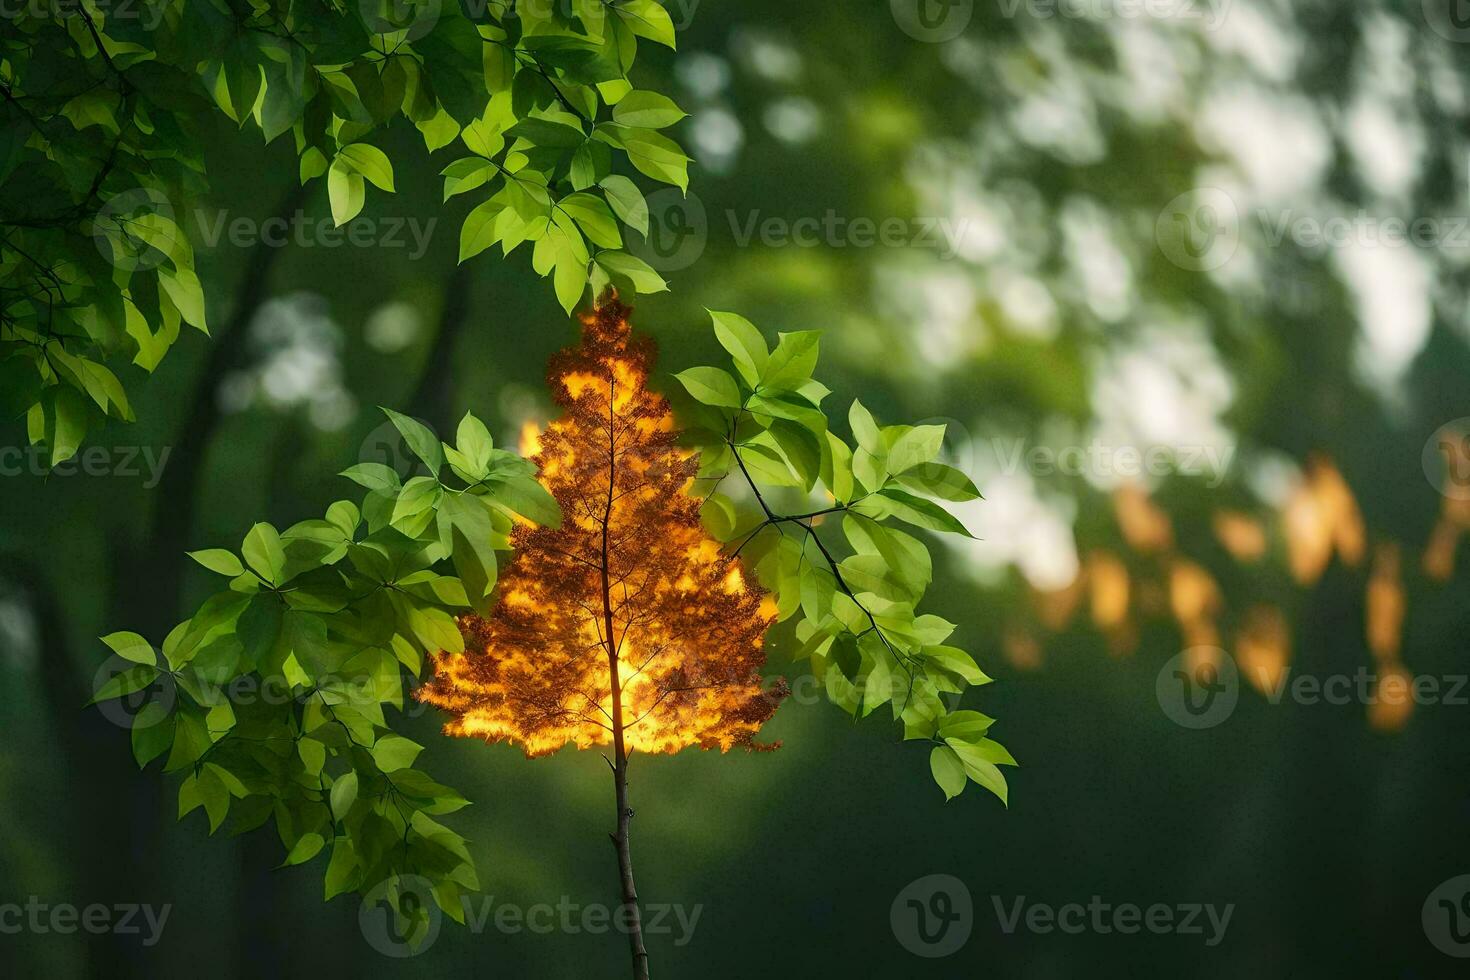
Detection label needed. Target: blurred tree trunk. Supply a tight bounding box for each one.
[406,262,473,434]
[102,183,305,979]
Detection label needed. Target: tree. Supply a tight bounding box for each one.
[55,6,1013,971]
[419,298,786,978]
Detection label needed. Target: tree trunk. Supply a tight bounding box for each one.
[610,751,650,980]
[599,371,650,980]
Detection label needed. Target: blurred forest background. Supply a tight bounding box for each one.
[4,0,1470,976]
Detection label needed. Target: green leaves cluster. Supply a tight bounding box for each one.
[2,0,688,464]
[673,312,1015,804]
[92,408,561,924]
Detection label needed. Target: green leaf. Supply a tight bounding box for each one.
[490,475,562,528]
[763,331,821,391]
[330,771,359,820]
[90,664,157,704]
[701,493,738,541]
[930,743,967,800]
[383,408,444,474]
[560,192,623,249]
[158,267,209,333]
[926,646,992,687]
[898,462,982,502]
[283,832,326,866]
[595,251,667,294]
[371,735,424,772]
[612,90,687,129]
[188,549,246,578]
[101,631,157,666]
[950,742,1011,806]
[866,489,975,538]
[242,523,287,584]
[442,157,496,201]
[613,0,678,48]
[938,709,997,742]
[327,162,365,227]
[886,424,946,475]
[340,463,401,493]
[459,197,505,262]
[709,311,769,389]
[507,117,587,148]
[337,143,395,192]
[674,366,742,409]
[849,400,882,454]
[50,386,86,466]
[616,128,690,191]
[455,413,495,477]
[600,176,649,235]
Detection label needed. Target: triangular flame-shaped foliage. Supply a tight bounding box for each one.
[419,300,787,756]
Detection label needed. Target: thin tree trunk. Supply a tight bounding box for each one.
[599,372,650,980]
[610,749,649,980]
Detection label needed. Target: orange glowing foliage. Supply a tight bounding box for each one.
[418,300,786,757]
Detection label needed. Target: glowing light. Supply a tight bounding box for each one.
[419,300,786,757]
